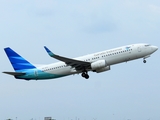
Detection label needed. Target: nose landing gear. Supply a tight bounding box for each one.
[143,59,146,63]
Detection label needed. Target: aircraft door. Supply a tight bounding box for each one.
[137,46,141,52]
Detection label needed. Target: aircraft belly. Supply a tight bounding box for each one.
[37,72,68,80]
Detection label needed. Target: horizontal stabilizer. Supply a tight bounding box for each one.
[3,71,26,76]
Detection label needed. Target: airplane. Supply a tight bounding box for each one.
[2,43,158,80]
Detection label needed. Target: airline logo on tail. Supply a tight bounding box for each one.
[4,47,36,71]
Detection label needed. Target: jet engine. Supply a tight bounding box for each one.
[95,66,110,73]
[91,60,107,70]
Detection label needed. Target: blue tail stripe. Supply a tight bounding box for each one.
[12,63,35,70]
[9,57,27,63]
[4,47,36,71]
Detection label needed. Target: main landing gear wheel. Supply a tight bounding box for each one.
[84,74,89,79]
[81,71,89,79]
[143,59,146,63]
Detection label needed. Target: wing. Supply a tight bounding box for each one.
[44,46,91,71]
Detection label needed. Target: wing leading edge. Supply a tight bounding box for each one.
[44,46,91,71]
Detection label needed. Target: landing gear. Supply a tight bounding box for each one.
[81,71,89,79]
[143,59,146,63]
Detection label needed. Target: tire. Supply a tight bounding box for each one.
[85,74,89,79]
[81,72,86,77]
[143,60,146,63]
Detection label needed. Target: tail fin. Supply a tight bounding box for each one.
[4,47,36,71]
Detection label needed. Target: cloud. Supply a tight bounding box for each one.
[1,1,160,120]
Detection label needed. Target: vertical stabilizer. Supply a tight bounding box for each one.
[4,47,36,71]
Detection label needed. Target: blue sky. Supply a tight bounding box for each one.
[0,0,160,120]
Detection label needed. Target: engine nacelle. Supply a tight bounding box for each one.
[91,60,107,70]
[95,66,110,73]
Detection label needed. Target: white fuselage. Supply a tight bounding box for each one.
[34,43,157,79]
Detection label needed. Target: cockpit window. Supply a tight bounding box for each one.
[145,44,151,47]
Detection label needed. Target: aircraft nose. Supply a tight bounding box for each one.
[152,46,158,52]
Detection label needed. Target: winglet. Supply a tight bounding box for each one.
[44,46,55,57]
